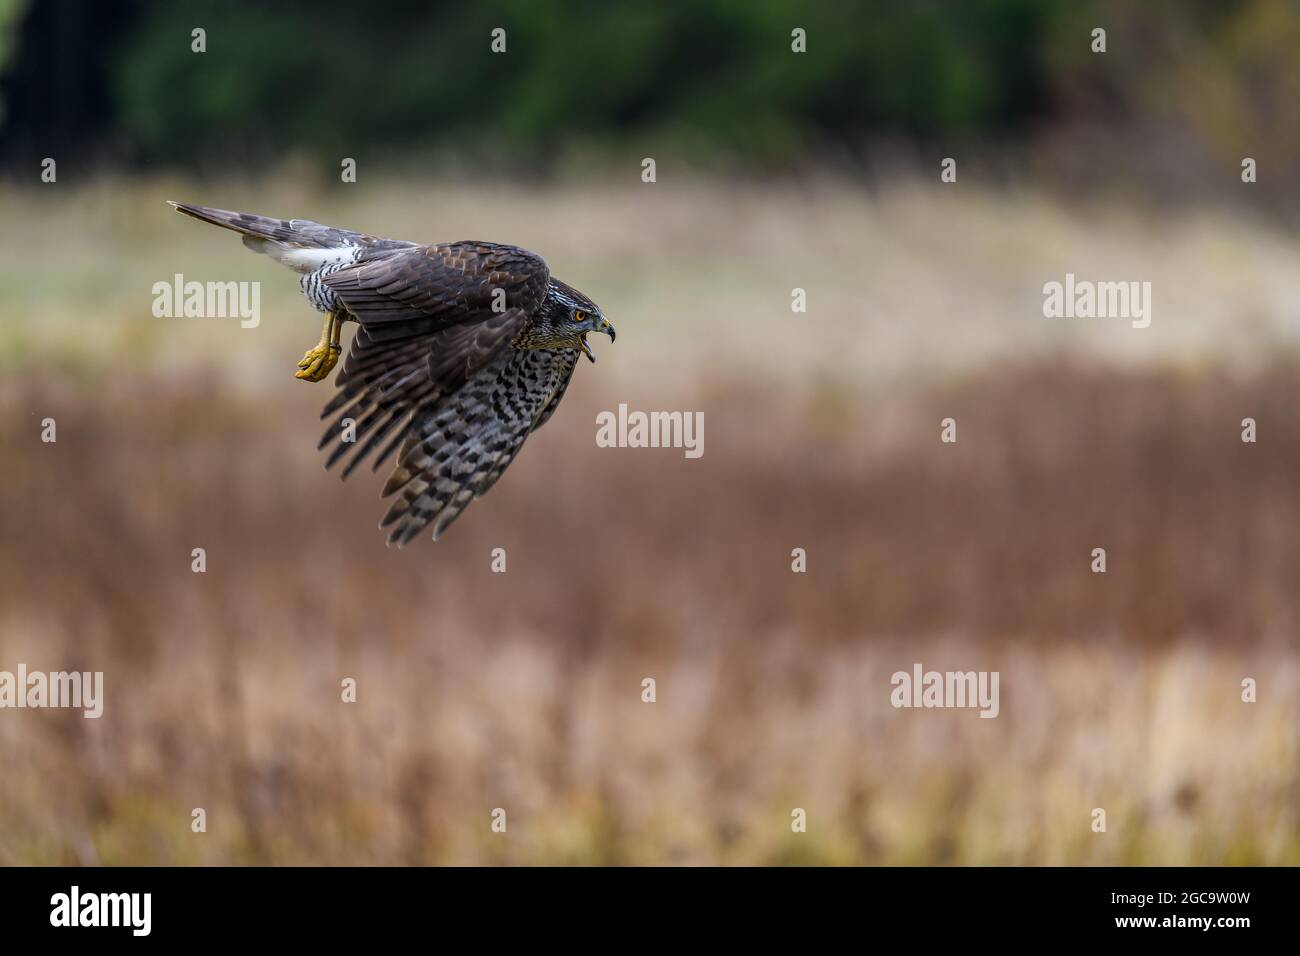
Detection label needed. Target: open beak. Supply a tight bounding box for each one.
[579,319,615,363]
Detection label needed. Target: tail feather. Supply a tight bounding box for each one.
[168,201,364,249]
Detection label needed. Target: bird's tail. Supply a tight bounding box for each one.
[168,201,361,249]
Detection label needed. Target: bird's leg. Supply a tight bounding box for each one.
[296,311,343,382]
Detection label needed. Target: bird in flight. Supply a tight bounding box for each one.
[170,202,614,546]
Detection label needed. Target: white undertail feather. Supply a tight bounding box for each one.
[240,235,361,275]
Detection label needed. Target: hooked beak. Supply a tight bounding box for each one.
[579,318,615,363]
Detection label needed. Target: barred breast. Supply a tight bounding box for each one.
[300,249,363,313]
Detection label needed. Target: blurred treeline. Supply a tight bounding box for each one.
[1,0,1299,195]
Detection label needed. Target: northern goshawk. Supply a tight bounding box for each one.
[171,202,614,546]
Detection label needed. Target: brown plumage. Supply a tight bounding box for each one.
[171,202,614,545]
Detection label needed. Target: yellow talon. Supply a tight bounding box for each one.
[295,312,343,383]
[295,343,341,382]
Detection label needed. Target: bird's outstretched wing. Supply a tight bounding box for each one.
[316,241,572,543]
[378,346,580,545]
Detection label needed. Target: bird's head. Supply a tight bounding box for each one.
[530,279,615,362]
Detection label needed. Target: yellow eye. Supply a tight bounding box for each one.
[574,310,587,321]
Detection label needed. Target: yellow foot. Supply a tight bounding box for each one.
[295,342,341,382]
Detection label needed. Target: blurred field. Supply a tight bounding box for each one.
[1,176,1298,864]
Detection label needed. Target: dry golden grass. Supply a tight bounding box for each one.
[1,362,1297,865]
[0,175,1297,864]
